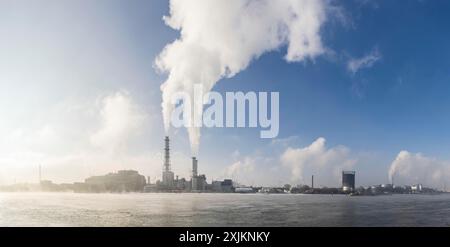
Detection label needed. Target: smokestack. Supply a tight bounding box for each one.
[192,157,198,177]
[164,136,171,172]
[311,175,314,189]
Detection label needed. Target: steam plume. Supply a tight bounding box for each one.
[389,151,450,189]
[156,0,331,154]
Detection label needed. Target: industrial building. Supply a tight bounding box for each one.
[211,179,233,193]
[342,171,356,192]
[191,157,207,191]
[80,170,146,193]
[143,136,233,193]
[411,184,423,193]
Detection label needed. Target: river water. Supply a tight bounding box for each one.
[0,192,449,226]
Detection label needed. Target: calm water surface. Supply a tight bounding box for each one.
[0,193,449,226]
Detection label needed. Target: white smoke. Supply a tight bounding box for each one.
[280,137,357,186]
[156,0,333,154]
[389,150,450,189]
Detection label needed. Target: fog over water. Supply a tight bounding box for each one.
[0,193,449,227]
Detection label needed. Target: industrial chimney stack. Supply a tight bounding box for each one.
[192,157,198,177]
[164,136,170,172]
[191,157,198,191]
[162,136,174,188]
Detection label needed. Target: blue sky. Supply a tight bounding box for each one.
[1,0,450,188]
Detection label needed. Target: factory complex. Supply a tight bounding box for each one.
[0,137,443,195]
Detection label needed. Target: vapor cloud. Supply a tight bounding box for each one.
[223,152,279,186]
[225,158,256,184]
[156,0,334,154]
[91,91,148,153]
[347,47,381,74]
[389,151,450,189]
[280,137,357,186]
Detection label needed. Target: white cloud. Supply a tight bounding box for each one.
[389,151,450,189]
[280,137,357,186]
[156,0,335,154]
[347,47,381,74]
[222,154,278,186]
[226,159,255,179]
[90,91,148,154]
[270,135,300,148]
[0,91,163,184]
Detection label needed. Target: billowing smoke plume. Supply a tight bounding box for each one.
[156,0,331,154]
[389,151,450,189]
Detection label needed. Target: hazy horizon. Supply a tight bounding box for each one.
[1,0,450,189]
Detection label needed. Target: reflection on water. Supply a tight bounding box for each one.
[0,193,449,226]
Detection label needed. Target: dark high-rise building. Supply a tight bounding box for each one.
[342,171,355,192]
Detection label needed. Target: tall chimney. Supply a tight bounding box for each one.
[192,157,198,177]
[164,136,170,172]
[311,175,314,189]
